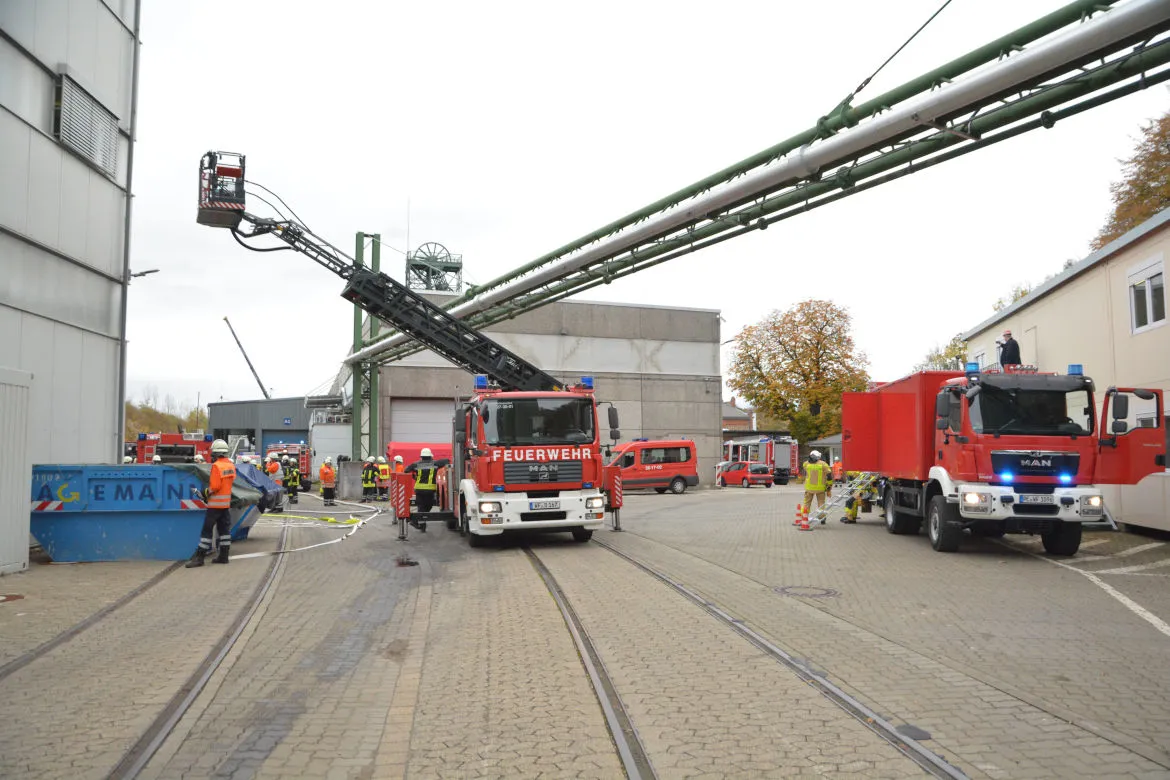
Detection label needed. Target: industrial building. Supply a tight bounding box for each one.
[205,397,314,458]
[0,2,141,573]
[964,208,1169,531]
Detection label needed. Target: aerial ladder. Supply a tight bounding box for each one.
[222,316,270,399]
[197,151,563,393]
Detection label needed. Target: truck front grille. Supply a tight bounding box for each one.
[504,461,583,484]
[520,511,568,522]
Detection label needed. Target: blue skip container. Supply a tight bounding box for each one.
[30,465,261,562]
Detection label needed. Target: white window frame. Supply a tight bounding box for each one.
[1127,254,1165,335]
[972,350,986,368]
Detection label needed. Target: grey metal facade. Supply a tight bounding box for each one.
[208,397,312,452]
[0,1,141,464]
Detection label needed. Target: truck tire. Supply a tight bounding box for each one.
[927,496,962,553]
[1042,522,1082,556]
[572,528,593,543]
[884,490,919,535]
[468,529,485,548]
[670,477,687,495]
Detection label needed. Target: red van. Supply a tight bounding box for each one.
[607,439,699,494]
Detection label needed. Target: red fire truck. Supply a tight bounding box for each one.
[722,435,799,485]
[265,443,313,490]
[134,433,215,463]
[841,364,1165,555]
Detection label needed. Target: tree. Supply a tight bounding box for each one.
[1092,109,1170,251]
[727,299,869,443]
[991,283,1033,312]
[915,333,967,371]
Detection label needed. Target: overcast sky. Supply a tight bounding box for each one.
[126,0,1169,411]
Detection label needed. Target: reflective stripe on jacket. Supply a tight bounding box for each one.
[377,464,391,480]
[208,458,236,509]
[361,465,377,487]
[413,466,438,491]
[319,465,335,488]
[803,461,830,492]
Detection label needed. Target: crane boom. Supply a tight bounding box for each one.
[197,152,563,392]
[222,316,270,399]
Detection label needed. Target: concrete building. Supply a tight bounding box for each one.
[0,2,141,464]
[964,208,1169,531]
[207,397,313,458]
[369,298,725,483]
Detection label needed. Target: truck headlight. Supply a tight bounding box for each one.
[962,492,992,513]
[586,496,605,509]
[478,501,502,514]
[1080,495,1103,515]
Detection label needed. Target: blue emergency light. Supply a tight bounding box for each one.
[204,434,213,441]
[1067,364,1083,376]
[1059,473,1073,484]
[137,433,146,440]
[633,438,648,442]
[580,376,594,389]
[965,362,980,374]
[1000,471,1014,483]
[493,485,505,492]
[474,375,489,390]
[583,482,593,489]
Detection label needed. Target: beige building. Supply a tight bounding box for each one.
[964,208,1169,531]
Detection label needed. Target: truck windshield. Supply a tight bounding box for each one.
[969,386,1093,437]
[482,397,596,446]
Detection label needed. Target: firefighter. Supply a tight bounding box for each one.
[393,455,405,473]
[122,456,133,464]
[151,454,162,464]
[319,457,337,506]
[185,439,236,568]
[831,457,844,484]
[194,453,205,463]
[406,447,451,520]
[361,456,378,502]
[266,454,283,487]
[840,471,877,524]
[284,455,301,504]
[796,450,832,530]
[376,456,391,501]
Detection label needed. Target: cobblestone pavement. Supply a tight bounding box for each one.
[0,523,283,779]
[535,540,927,778]
[606,487,1170,778]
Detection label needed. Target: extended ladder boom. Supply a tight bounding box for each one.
[223,316,270,399]
[197,152,562,392]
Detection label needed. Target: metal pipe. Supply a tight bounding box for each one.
[222,317,270,399]
[344,0,1169,366]
[426,0,1121,306]
[115,0,143,458]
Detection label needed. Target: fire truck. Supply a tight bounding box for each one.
[134,432,215,464]
[841,363,1165,555]
[264,442,313,491]
[196,152,621,545]
[722,435,799,485]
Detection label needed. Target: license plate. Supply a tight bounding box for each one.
[1019,494,1054,504]
[529,500,560,510]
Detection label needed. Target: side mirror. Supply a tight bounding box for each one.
[965,385,981,401]
[1111,420,1128,435]
[454,431,466,444]
[935,393,950,418]
[1133,388,1156,401]
[610,429,621,442]
[1112,393,1129,420]
[608,407,620,429]
[481,408,490,423]
[935,418,949,430]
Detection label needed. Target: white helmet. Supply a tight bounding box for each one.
[193,454,205,463]
[324,456,333,464]
[809,450,822,461]
[123,455,133,464]
[393,455,403,463]
[377,456,386,464]
[151,454,162,463]
[421,447,433,458]
[210,439,229,455]
[365,456,374,463]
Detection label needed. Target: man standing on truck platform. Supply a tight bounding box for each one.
[797,450,832,530]
[406,447,451,524]
[997,329,1021,367]
[185,439,235,567]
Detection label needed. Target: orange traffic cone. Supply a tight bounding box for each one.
[794,504,803,526]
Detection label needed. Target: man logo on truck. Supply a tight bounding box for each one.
[1020,458,1052,468]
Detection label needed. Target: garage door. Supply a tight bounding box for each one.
[390,399,453,442]
[262,430,309,454]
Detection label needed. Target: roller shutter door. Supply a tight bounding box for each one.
[390,399,453,442]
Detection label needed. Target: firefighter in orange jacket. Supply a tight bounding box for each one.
[186,439,236,567]
[319,457,337,507]
[376,456,391,501]
[266,454,282,486]
[393,455,405,473]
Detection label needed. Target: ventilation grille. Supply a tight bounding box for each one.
[54,76,118,177]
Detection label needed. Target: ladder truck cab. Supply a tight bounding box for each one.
[842,364,1165,556]
[450,375,613,545]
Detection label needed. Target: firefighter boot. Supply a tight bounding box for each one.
[185,548,207,568]
[213,547,230,564]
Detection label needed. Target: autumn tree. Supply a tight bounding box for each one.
[1092,109,1170,250]
[727,300,869,443]
[991,283,1032,312]
[915,333,967,371]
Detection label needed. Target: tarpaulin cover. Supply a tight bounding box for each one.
[169,463,264,509]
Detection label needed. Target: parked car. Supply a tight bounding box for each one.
[718,461,774,488]
[607,439,699,494]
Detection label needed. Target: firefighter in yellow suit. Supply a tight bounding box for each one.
[841,471,877,524]
[797,450,832,530]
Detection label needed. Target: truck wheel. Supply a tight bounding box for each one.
[927,496,962,553]
[1042,522,1082,556]
[884,491,919,535]
[445,515,458,530]
[572,528,593,543]
[468,529,485,548]
[669,477,687,495]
